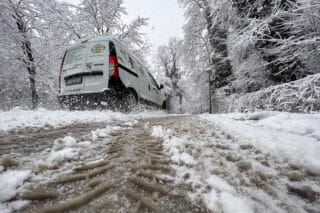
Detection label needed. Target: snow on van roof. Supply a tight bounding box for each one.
[67,36,150,73]
[70,36,114,46]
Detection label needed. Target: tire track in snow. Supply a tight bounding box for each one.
[147,116,320,213]
[0,123,107,156]
[5,117,206,212]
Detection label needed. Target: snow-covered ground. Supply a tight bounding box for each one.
[200,112,320,174]
[0,108,167,212]
[0,126,124,212]
[151,112,320,212]
[0,107,166,132]
[1,110,319,212]
[152,124,257,212]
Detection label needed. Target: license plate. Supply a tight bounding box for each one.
[66,76,82,86]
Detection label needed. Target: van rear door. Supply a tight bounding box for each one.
[83,42,109,93]
[61,41,109,94]
[61,45,87,93]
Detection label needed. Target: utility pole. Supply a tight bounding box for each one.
[206,68,212,114]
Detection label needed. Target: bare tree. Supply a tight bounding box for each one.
[0,0,40,109]
[76,0,148,50]
[156,38,184,112]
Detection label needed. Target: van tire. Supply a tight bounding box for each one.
[122,89,138,111]
[162,101,167,110]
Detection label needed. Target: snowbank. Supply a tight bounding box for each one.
[200,112,320,173]
[0,108,166,132]
[214,73,320,113]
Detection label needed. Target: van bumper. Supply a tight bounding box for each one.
[58,90,120,107]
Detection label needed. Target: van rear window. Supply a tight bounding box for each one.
[64,46,87,65]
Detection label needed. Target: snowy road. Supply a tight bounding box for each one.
[0,110,319,212]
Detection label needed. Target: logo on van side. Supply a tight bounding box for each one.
[91,44,105,54]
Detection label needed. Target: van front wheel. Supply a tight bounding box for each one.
[162,101,167,110]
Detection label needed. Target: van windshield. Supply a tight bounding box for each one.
[64,45,87,66]
[148,72,160,89]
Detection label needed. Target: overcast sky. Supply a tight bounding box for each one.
[61,0,185,47]
[123,0,184,46]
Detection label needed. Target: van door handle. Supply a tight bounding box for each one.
[148,85,150,90]
[86,63,92,69]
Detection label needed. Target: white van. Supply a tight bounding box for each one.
[58,36,167,110]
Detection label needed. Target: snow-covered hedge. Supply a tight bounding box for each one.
[214,74,320,113]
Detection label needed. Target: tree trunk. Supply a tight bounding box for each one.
[167,95,172,113]
[28,68,38,109]
[203,0,232,89]
[201,0,232,113]
[179,94,182,113]
[14,11,38,109]
[23,38,38,109]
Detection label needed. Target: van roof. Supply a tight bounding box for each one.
[67,36,150,72]
[69,36,114,47]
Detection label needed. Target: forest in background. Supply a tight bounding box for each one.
[162,0,320,113]
[0,0,319,113]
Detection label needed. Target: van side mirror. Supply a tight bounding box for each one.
[159,84,164,90]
